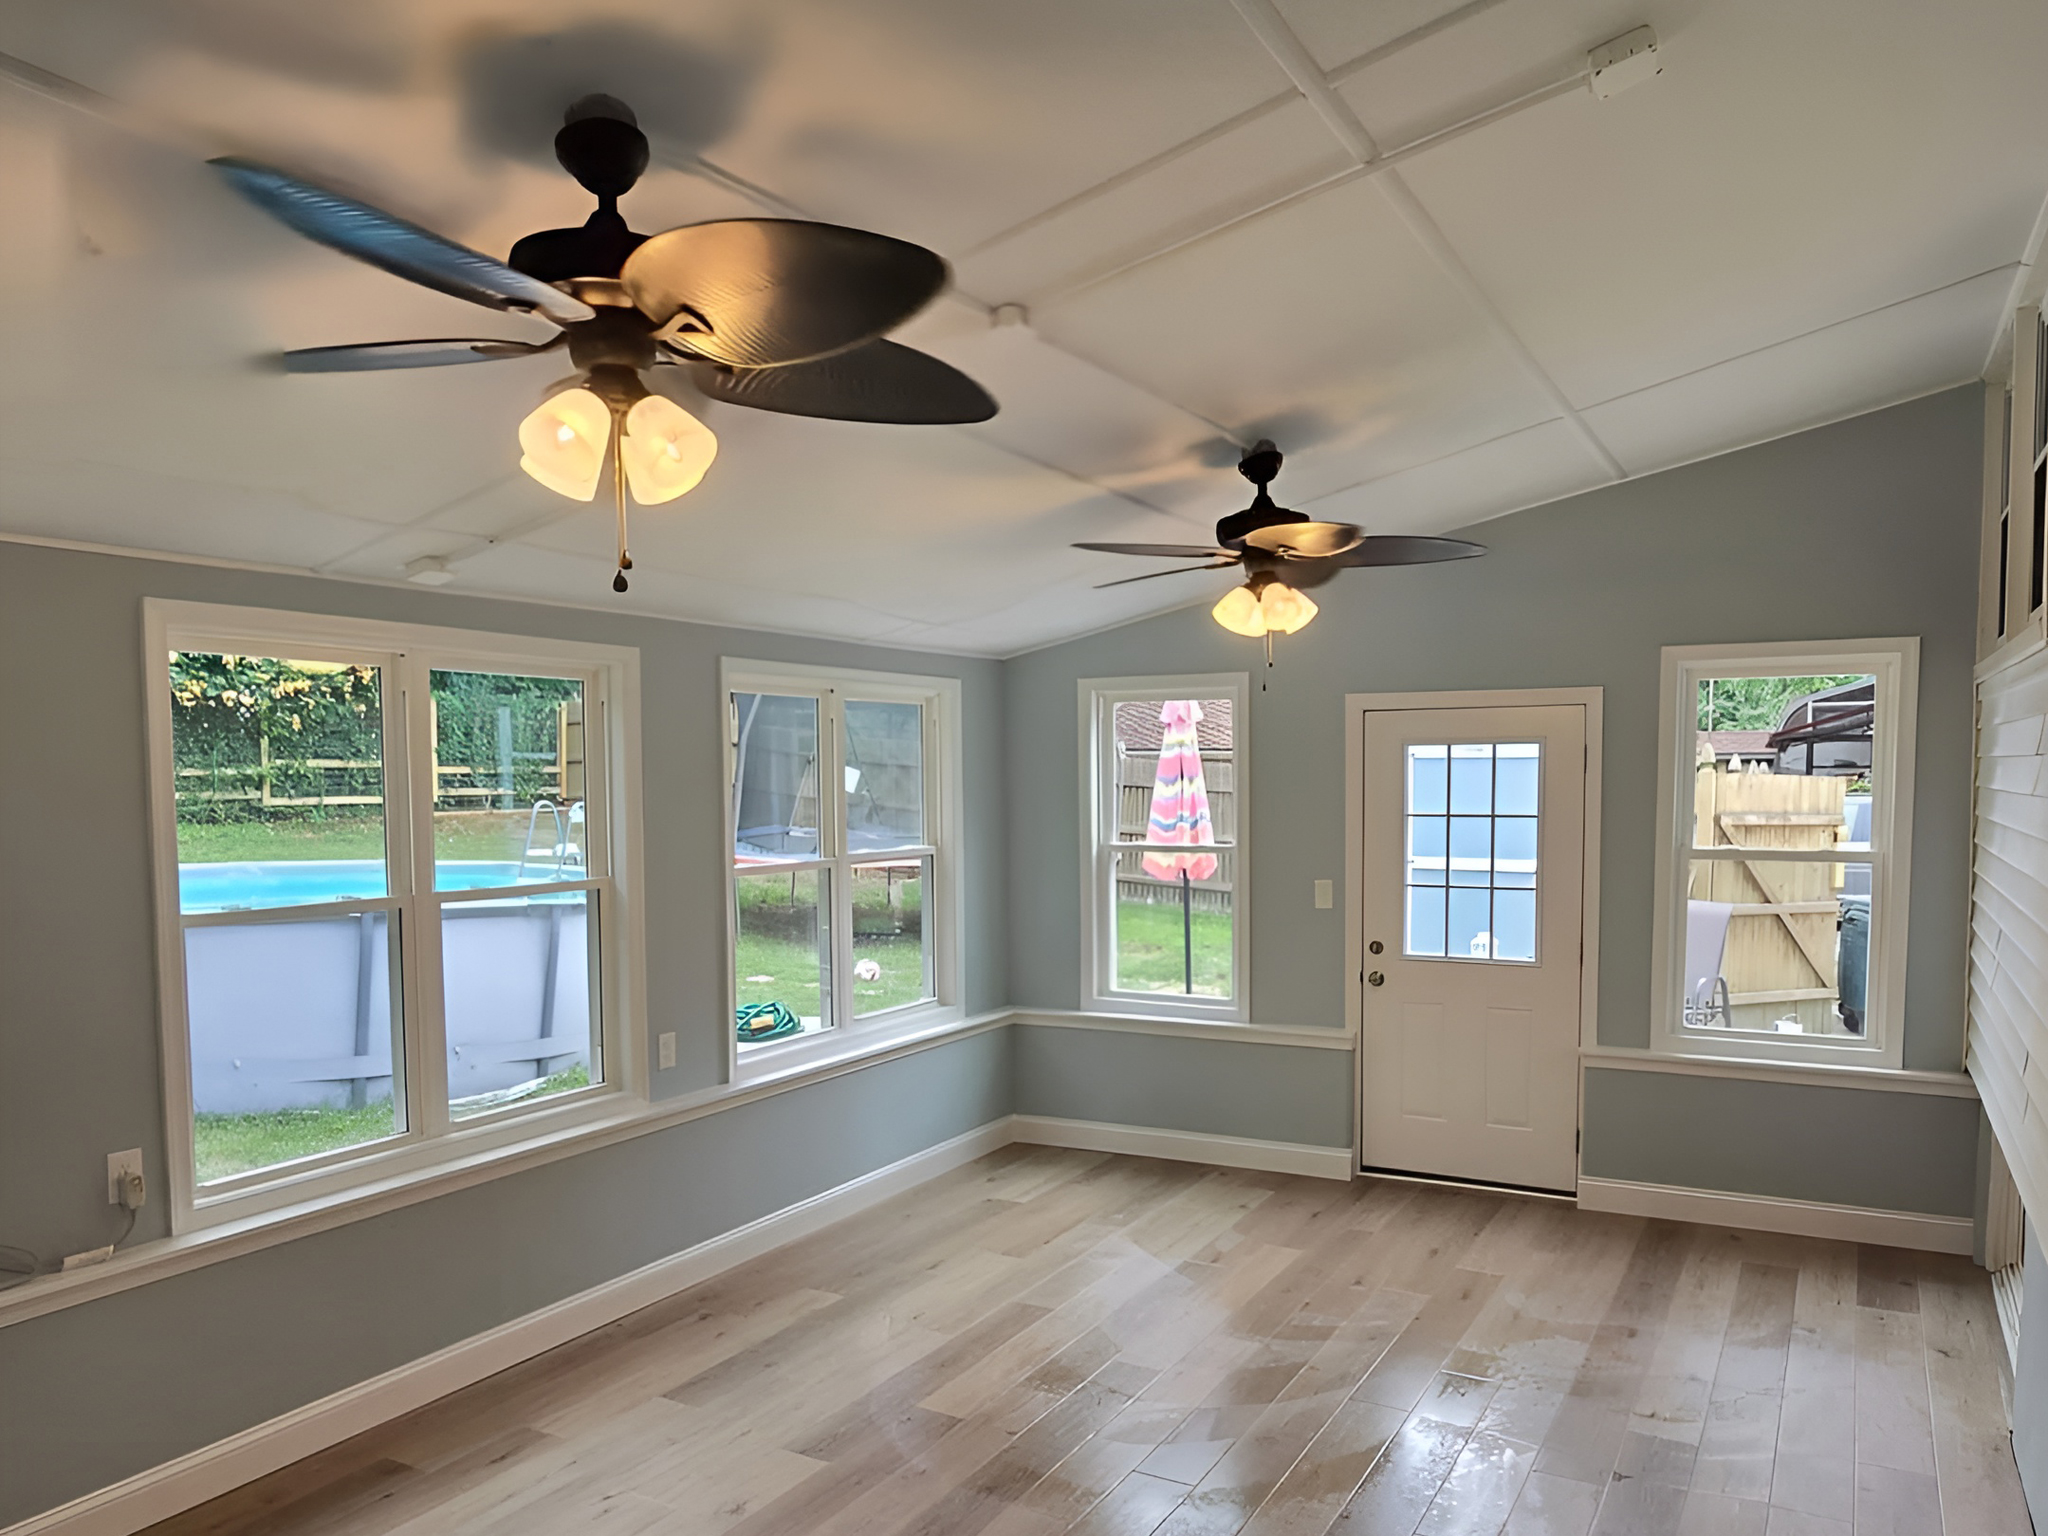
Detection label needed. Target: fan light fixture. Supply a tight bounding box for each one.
[517,386,717,504]
[516,374,720,589]
[1212,576,1318,637]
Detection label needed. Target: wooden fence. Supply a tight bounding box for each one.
[1690,760,1850,1034]
[176,700,584,814]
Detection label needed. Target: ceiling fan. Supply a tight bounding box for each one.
[1075,440,1483,650]
[213,96,997,590]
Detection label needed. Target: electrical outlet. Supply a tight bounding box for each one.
[657,1032,677,1071]
[1314,879,1334,909]
[107,1149,144,1209]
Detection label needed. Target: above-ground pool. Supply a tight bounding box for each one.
[179,859,579,913]
[179,859,593,1118]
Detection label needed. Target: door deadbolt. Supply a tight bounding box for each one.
[1367,970,1384,986]
[1368,940,1384,955]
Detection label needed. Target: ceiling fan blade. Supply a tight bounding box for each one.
[1327,535,1487,566]
[1094,560,1239,589]
[210,158,594,326]
[1072,541,1233,558]
[278,337,563,373]
[1242,520,1364,559]
[688,340,995,424]
[622,218,947,368]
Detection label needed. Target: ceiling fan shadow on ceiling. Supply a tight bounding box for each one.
[1075,440,1484,668]
[214,95,997,591]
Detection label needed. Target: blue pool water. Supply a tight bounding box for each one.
[179,860,564,914]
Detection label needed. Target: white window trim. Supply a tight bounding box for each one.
[1648,637,1918,1069]
[143,600,648,1233]
[1078,674,1251,1023]
[720,658,965,1083]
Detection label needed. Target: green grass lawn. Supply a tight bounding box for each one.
[193,1066,590,1184]
[1114,898,1232,996]
[194,1100,397,1185]
[734,931,928,1023]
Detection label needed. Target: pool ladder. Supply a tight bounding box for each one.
[516,799,585,882]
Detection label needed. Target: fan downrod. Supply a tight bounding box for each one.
[1237,438,1283,488]
[508,98,654,285]
[1216,438,1306,548]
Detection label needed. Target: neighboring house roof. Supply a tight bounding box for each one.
[1114,697,1234,753]
[1699,730,1774,757]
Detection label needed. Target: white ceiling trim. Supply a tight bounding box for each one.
[1020,68,1587,310]
[1985,182,2048,378]
[960,0,1511,264]
[1226,0,1626,485]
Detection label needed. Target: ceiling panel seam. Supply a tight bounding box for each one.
[959,0,1509,261]
[1020,70,1586,309]
[1571,263,2020,414]
[1224,0,1627,483]
[312,471,528,573]
[1290,263,2017,516]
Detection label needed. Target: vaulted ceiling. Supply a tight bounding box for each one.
[1,0,2044,653]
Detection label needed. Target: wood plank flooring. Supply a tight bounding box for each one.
[143,1148,2031,1536]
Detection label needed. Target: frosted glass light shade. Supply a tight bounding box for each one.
[1210,580,1319,636]
[1259,582,1318,634]
[517,388,611,501]
[1212,584,1267,636]
[619,394,718,504]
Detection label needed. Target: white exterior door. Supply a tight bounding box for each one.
[1360,705,1586,1192]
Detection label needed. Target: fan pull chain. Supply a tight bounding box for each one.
[1263,629,1273,689]
[611,426,634,593]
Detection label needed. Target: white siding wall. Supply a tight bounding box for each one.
[1970,646,2048,1219]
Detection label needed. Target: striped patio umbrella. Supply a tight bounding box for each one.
[1141,700,1219,882]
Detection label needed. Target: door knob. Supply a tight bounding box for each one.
[1367,970,1384,986]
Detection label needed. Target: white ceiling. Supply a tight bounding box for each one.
[0,0,2043,654]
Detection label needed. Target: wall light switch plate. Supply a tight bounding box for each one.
[1314,879,1334,909]
[107,1149,144,1207]
[657,1032,677,1071]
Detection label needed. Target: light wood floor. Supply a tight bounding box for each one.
[147,1147,2031,1536]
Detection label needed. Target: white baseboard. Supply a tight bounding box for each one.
[1575,1176,1974,1254]
[3,1118,1013,1536]
[1010,1114,1355,1181]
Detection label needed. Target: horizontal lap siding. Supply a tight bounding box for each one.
[1971,648,2048,1221]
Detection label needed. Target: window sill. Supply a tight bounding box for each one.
[1583,1045,1976,1097]
[1014,1008,1355,1049]
[0,1007,1010,1330]
[731,1003,969,1086]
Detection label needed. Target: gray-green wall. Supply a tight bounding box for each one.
[0,544,1012,1527]
[1002,388,1981,1183]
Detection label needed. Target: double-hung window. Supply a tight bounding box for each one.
[145,602,641,1228]
[1080,675,1249,1020]
[724,660,960,1064]
[1651,639,1918,1067]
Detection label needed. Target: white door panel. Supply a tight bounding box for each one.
[1361,705,1585,1192]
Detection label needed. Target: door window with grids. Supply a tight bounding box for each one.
[1403,742,1540,962]
[1083,677,1248,1019]
[1655,642,1917,1067]
[150,606,636,1227]
[727,665,955,1057]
